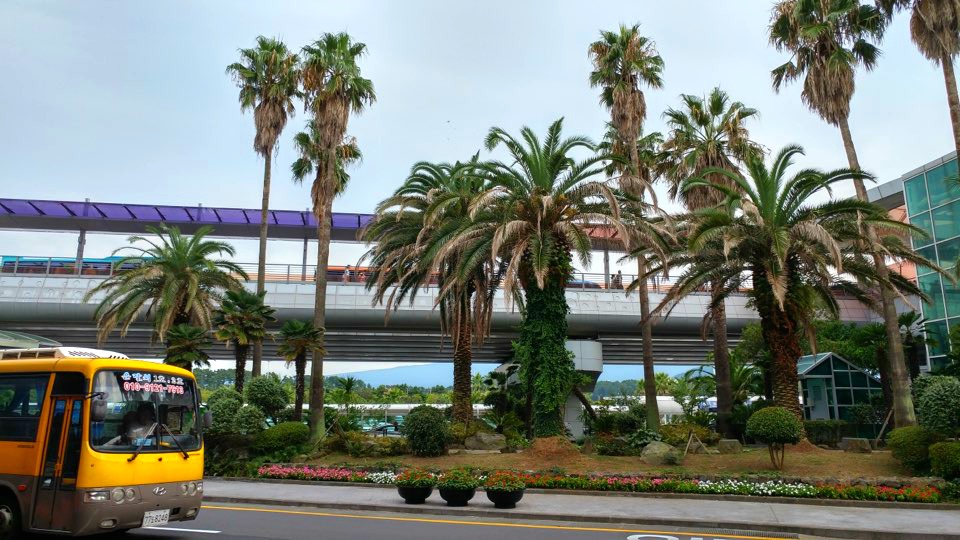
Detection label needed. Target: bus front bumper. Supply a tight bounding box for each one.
[75,481,203,535]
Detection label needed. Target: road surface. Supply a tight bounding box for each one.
[124,502,815,540]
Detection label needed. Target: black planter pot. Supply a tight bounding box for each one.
[438,487,476,507]
[485,489,524,509]
[396,486,433,504]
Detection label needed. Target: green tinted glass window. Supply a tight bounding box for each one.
[945,281,960,318]
[920,273,946,319]
[927,161,960,208]
[911,211,935,248]
[917,245,938,275]
[933,199,960,241]
[904,175,929,215]
[850,372,869,387]
[837,389,854,405]
[940,239,960,271]
[927,320,950,357]
[835,371,851,387]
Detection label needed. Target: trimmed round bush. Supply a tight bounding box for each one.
[234,405,266,435]
[208,397,242,435]
[745,406,803,470]
[402,405,448,457]
[244,375,289,421]
[207,387,243,408]
[918,377,960,436]
[887,426,945,474]
[254,421,310,454]
[930,442,960,480]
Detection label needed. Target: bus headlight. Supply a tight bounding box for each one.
[111,488,125,503]
[125,488,137,501]
[180,483,188,495]
[196,481,203,494]
[84,490,110,503]
[187,482,197,496]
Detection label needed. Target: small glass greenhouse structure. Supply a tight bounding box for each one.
[797,352,883,421]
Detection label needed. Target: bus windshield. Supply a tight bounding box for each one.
[90,370,201,453]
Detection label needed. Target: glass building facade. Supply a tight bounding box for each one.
[901,154,960,370]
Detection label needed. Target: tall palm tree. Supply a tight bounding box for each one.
[878,0,960,157]
[163,323,211,372]
[589,23,666,430]
[364,159,500,424]
[664,145,927,419]
[226,36,300,377]
[462,118,629,437]
[659,87,763,437]
[85,225,246,343]
[298,32,375,441]
[277,320,324,421]
[213,289,277,394]
[769,0,919,427]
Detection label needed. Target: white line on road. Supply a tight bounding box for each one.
[144,527,221,534]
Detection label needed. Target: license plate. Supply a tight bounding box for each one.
[142,509,170,527]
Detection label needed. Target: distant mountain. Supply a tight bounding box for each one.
[338,362,500,387]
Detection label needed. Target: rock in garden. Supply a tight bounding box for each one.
[464,432,507,451]
[717,439,742,454]
[841,438,872,453]
[641,441,682,465]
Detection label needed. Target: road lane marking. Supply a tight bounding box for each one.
[201,504,788,540]
[144,527,221,534]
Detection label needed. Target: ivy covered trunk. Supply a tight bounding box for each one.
[451,308,474,424]
[294,352,306,421]
[233,342,250,395]
[517,250,575,438]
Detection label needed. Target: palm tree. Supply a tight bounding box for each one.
[298,32,375,441]
[665,145,926,419]
[226,36,300,378]
[213,289,277,394]
[364,159,501,424]
[163,324,211,372]
[277,319,324,421]
[589,24,666,430]
[462,118,627,437]
[329,376,359,406]
[85,225,246,343]
[878,0,960,157]
[659,87,763,437]
[770,0,919,427]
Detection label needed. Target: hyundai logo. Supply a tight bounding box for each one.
[152,487,166,496]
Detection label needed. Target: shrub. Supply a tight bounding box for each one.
[207,387,243,408]
[244,375,290,421]
[484,471,525,492]
[448,420,486,445]
[912,375,956,402]
[437,468,480,490]
[594,435,638,456]
[254,421,310,454]
[208,397,242,435]
[402,405,448,457]
[331,431,408,457]
[394,468,435,488]
[323,406,362,433]
[234,405,266,435]
[745,407,803,470]
[886,426,945,474]
[917,377,960,436]
[930,442,960,480]
[659,423,717,447]
[804,420,847,446]
[587,403,646,435]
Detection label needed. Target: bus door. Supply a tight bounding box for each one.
[32,373,84,532]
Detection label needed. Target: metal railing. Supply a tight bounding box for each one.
[0,255,745,294]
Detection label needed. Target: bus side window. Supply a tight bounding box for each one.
[0,374,50,441]
[60,401,83,489]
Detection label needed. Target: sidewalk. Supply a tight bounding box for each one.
[203,479,960,540]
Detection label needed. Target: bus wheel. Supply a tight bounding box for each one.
[0,495,21,540]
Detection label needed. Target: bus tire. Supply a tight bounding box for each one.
[0,493,22,540]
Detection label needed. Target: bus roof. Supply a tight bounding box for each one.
[0,347,194,378]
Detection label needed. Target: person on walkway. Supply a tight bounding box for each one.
[341,265,352,283]
[614,270,623,289]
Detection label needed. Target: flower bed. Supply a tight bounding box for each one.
[254,465,942,503]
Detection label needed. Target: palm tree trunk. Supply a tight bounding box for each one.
[943,57,960,159]
[762,309,804,421]
[876,344,893,412]
[308,166,336,442]
[711,281,734,438]
[234,343,249,395]
[837,114,917,428]
[452,306,473,424]
[252,152,272,378]
[572,385,597,421]
[294,353,306,422]
[638,259,660,431]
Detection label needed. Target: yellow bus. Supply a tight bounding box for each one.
[0,347,208,538]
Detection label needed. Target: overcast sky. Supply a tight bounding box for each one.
[2,0,956,271]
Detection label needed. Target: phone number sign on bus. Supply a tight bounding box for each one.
[120,372,186,395]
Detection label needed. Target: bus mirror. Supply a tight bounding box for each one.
[203,411,213,429]
[91,399,108,423]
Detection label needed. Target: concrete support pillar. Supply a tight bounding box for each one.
[75,229,86,273]
[603,246,610,289]
[301,237,309,282]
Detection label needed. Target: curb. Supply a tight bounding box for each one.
[202,494,960,540]
[213,477,959,511]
